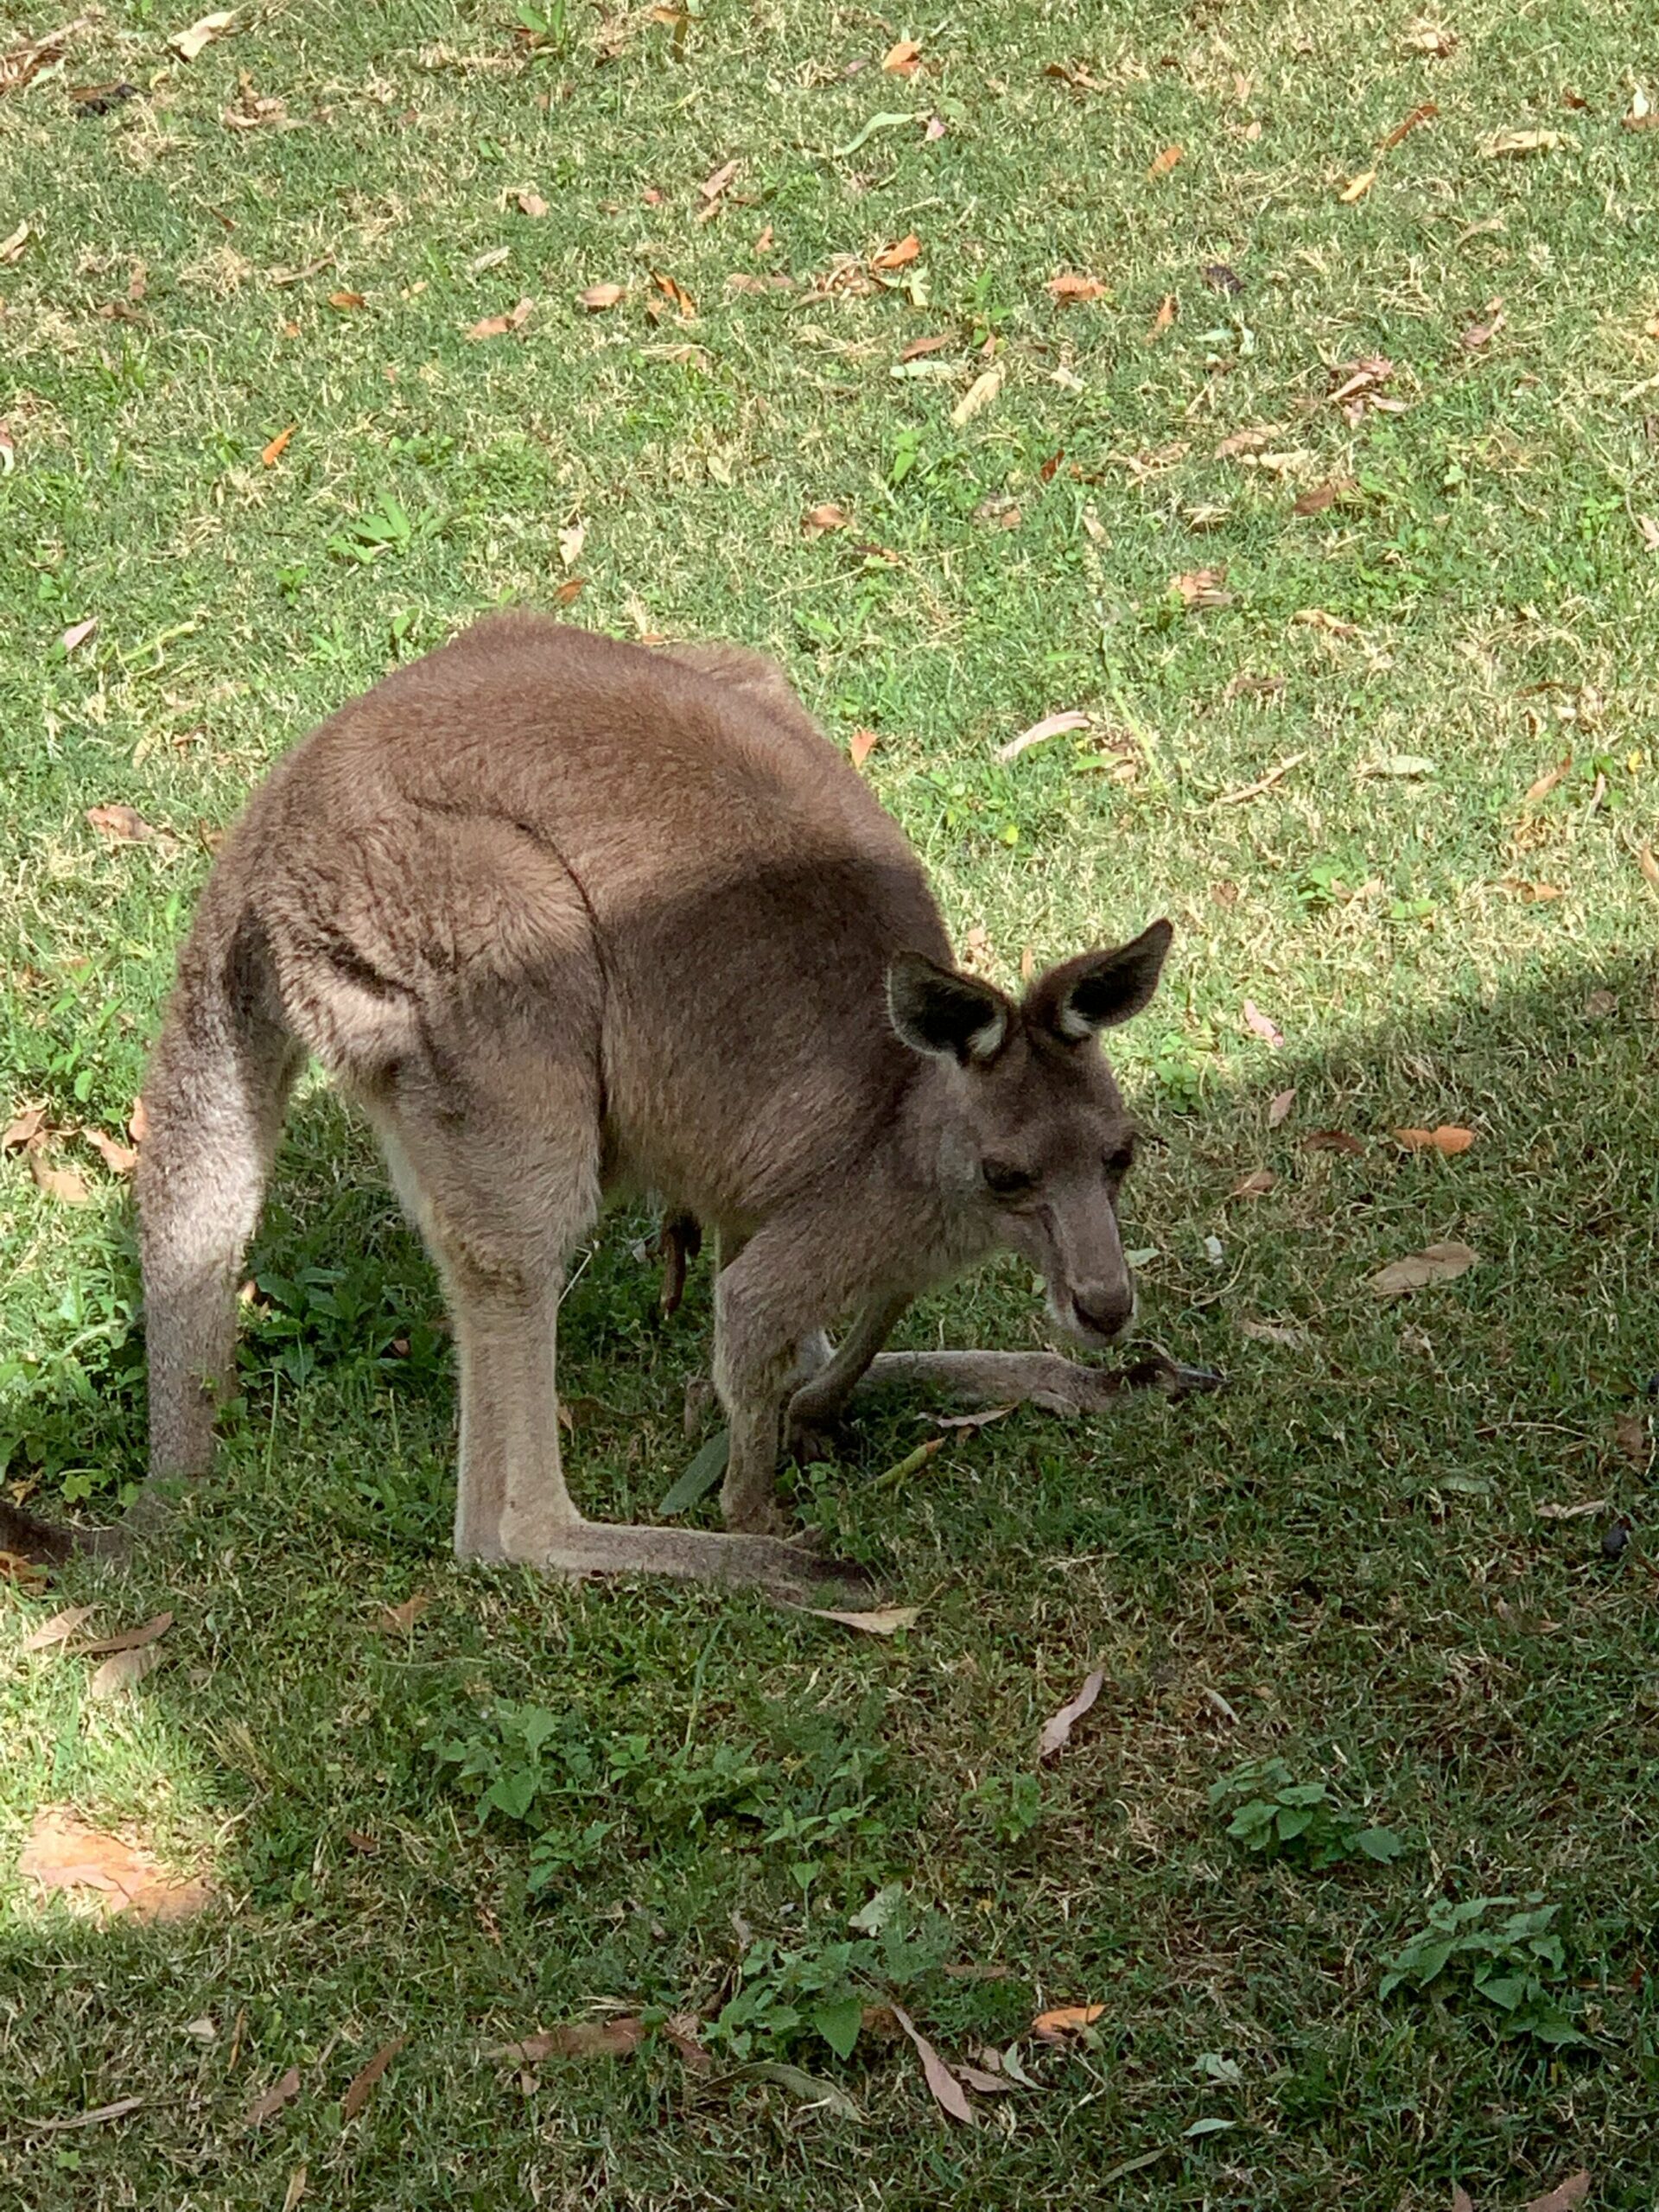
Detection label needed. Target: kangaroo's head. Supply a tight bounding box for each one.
[887,920,1172,1346]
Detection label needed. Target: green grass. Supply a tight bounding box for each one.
[3,0,1659,2202]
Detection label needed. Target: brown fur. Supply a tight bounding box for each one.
[4,619,1201,1595]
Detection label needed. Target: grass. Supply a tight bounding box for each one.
[3,0,1659,2201]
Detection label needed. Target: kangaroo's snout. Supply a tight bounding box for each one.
[1067,1280,1136,1343]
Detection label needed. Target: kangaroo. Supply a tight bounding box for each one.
[2,618,1211,1592]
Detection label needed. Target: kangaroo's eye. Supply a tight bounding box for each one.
[1103,1139,1137,1178]
[982,1160,1038,1200]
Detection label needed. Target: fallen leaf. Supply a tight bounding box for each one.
[72,1611,174,1659]
[1230,1168,1276,1198]
[1303,1128,1366,1155]
[0,219,29,263]
[1370,1241,1478,1296]
[516,189,549,217]
[1293,607,1359,638]
[1535,1497,1609,1521]
[22,2095,145,2134]
[927,1405,1014,1430]
[555,577,585,607]
[340,2035,408,2122]
[82,1128,138,1175]
[1243,1000,1285,1048]
[924,112,945,139]
[1481,128,1567,157]
[649,269,696,318]
[954,2057,1016,2094]
[327,289,365,309]
[882,38,921,74]
[465,297,532,340]
[168,10,235,63]
[1452,2191,1474,2212]
[129,1097,149,1145]
[1393,1124,1475,1154]
[1172,566,1232,608]
[803,502,849,537]
[1147,291,1177,340]
[1147,143,1183,179]
[1404,22,1458,56]
[375,1593,429,1634]
[28,1147,90,1206]
[1,19,86,98]
[1339,168,1377,203]
[1637,517,1659,552]
[1,1549,48,1592]
[995,709,1090,762]
[86,804,156,842]
[950,367,1001,426]
[0,419,13,473]
[1624,88,1655,131]
[799,1605,922,1635]
[3,1103,47,1149]
[1461,303,1503,348]
[493,2019,645,2062]
[1039,1667,1104,1759]
[1523,2175,1591,2212]
[1639,846,1659,893]
[90,1645,163,1699]
[22,1604,97,1652]
[246,2067,302,2126]
[222,73,287,129]
[1268,1087,1296,1127]
[1046,270,1109,303]
[899,332,951,360]
[698,157,739,203]
[578,283,625,311]
[1239,1316,1313,1347]
[889,2004,975,2125]
[557,519,586,569]
[849,728,879,768]
[871,232,921,270]
[19,1806,213,1922]
[261,423,295,467]
[1614,1414,1648,1465]
[1216,423,1279,458]
[1031,2003,1104,2046]
[1382,100,1439,149]
[1526,753,1572,801]
[61,617,99,654]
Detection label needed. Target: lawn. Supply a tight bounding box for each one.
[3,0,1659,2203]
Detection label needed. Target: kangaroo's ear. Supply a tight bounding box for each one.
[1026,918,1173,1041]
[887,952,1011,1065]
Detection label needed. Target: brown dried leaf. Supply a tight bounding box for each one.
[129,1096,149,1146]
[90,1645,163,1699]
[1338,168,1376,203]
[1461,304,1503,349]
[882,38,922,74]
[516,189,549,217]
[327,289,365,310]
[1481,128,1567,157]
[22,1604,97,1652]
[1,1549,49,1592]
[555,577,585,607]
[1452,2191,1476,2212]
[1147,143,1183,179]
[1523,2175,1591,2212]
[19,1805,213,1923]
[928,1405,1015,1430]
[465,297,533,340]
[340,2034,408,2122]
[803,502,849,537]
[1039,1667,1104,1759]
[1614,1414,1648,1465]
[1172,566,1231,607]
[168,10,236,63]
[1369,1241,1479,1296]
[849,728,879,768]
[1303,1128,1366,1155]
[698,157,739,202]
[82,1128,138,1176]
[86,804,156,843]
[1404,22,1458,57]
[950,367,1001,426]
[1230,1168,1276,1198]
[61,617,99,654]
[1535,1497,1608,1521]
[3,1103,47,1150]
[1624,89,1655,131]
[800,1605,922,1635]
[1268,1087,1296,1128]
[1243,999,1285,1048]
[1031,2003,1104,2045]
[1382,100,1438,149]
[871,232,921,270]
[1147,291,1177,340]
[899,332,951,359]
[1046,270,1109,303]
[578,283,625,311]
[0,220,30,264]
[28,1147,90,1206]
[1525,753,1572,801]
[1293,480,1344,515]
[374,1593,429,1634]
[1216,423,1280,459]
[649,269,696,318]
[493,2018,645,2062]
[1637,846,1659,893]
[73,1611,174,1657]
[996,709,1090,761]
[1393,1124,1475,1154]
[246,2067,302,2126]
[1293,607,1359,638]
[889,2004,975,2125]
[261,423,295,467]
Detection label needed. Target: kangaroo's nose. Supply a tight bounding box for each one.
[1072,1283,1135,1338]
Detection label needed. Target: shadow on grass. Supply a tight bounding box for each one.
[3,948,1658,2207]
